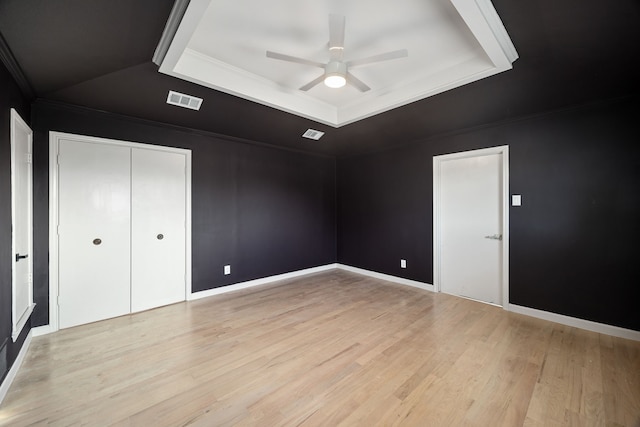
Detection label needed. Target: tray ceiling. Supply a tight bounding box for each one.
[158,0,518,127]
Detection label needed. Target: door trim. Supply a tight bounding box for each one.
[10,109,34,341]
[433,145,509,308]
[48,131,192,332]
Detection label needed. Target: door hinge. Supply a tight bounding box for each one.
[26,153,32,164]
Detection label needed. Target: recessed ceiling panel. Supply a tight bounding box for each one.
[159,0,517,127]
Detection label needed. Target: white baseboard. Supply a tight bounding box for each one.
[336,266,639,341]
[189,263,434,301]
[188,264,339,300]
[32,324,57,337]
[337,264,434,292]
[508,304,640,341]
[26,265,640,343]
[0,330,32,405]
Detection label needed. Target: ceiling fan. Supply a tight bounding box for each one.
[266,14,408,92]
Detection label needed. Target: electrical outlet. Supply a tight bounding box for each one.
[401,259,407,268]
[224,265,231,275]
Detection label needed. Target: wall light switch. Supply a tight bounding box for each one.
[224,265,231,275]
[401,259,407,269]
[512,194,522,206]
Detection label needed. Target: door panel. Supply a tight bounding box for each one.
[11,110,33,338]
[131,148,186,312]
[58,140,131,328]
[440,153,502,304]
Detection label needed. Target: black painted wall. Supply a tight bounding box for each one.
[337,95,640,331]
[30,101,337,327]
[0,60,31,383]
[3,70,639,395]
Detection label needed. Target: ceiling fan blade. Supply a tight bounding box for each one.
[329,14,346,50]
[346,72,371,92]
[266,51,325,68]
[299,74,326,91]
[346,49,408,69]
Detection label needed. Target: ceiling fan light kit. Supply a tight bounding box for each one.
[324,61,347,88]
[266,14,408,92]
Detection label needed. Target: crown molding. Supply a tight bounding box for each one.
[0,31,35,100]
[152,0,191,66]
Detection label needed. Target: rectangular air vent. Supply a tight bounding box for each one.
[166,90,203,111]
[302,129,325,140]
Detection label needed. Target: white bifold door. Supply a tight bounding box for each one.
[131,148,186,312]
[57,137,187,329]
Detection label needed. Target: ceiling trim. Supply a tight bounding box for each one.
[152,0,191,66]
[473,0,518,61]
[157,0,518,127]
[0,31,35,100]
[34,98,336,158]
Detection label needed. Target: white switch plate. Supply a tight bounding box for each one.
[224,265,231,275]
[512,194,522,206]
[401,259,407,268]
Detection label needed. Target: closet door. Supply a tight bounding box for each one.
[58,140,131,328]
[131,148,186,312]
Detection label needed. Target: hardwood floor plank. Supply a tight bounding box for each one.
[1,270,638,426]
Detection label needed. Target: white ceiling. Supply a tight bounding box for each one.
[159,0,518,127]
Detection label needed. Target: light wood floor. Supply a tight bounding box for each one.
[1,270,639,426]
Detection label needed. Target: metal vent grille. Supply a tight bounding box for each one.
[166,90,203,111]
[302,129,325,140]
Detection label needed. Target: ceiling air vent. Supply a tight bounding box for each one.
[302,129,325,140]
[166,90,203,111]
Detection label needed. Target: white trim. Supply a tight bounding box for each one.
[48,133,59,332]
[10,109,35,342]
[11,306,34,342]
[471,0,519,62]
[48,131,192,334]
[31,325,57,337]
[158,0,518,128]
[190,264,434,301]
[337,264,434,292]
[508,304,640,342]
[0,331,32,405]
[31,261,639,342]
[188,264,339,300]
[433,145,509,308]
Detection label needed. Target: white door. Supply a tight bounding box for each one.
[58,140,132,328]
[10,109,34,340]
[131,148,186,312]
[435,148,507,305]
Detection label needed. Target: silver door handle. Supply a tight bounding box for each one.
[484,234,502,241]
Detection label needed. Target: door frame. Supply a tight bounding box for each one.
[48,131,192,332]
[10,109,34,341]
[433,145,509,308]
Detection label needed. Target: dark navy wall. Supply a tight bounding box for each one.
[30,100,337,327]
[0,59,31,384]
[337,95,640,331]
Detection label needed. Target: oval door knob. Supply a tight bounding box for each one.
[157,234,164,240]
[93,238,102,245]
